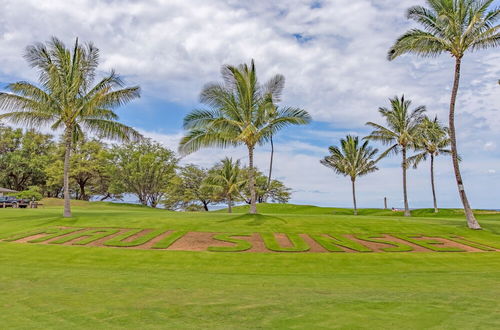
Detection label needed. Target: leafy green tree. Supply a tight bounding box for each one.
[162,165,215,211]
[205,158,247,213]
[408,116,452,213]
[240,167,292,204]
[365,95,426,216]
[110,139,178,208]
[13,186,43,201]
[387,0,499,228]
[179,60,311,214]
[321,135,379,215]
[45,139,113,200]
[0,37,141,217]
[0,125,54,191]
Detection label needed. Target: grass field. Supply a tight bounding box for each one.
[1,199,500,329]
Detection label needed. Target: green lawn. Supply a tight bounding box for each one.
[1,200,500,329]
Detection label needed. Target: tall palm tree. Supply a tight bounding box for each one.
[205,158,247,213]
[0,37,141,217]
[179,60,311,214]
[321,135,379,215]
[387,0,499,229]
[408,116,452,213]
[365,95,426,216]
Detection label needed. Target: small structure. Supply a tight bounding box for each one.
[0,187,17,197]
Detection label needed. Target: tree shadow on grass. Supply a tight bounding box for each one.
[218,213,287,226]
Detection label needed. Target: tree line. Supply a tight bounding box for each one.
[0,124,291,211]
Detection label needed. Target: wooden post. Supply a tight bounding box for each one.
[384,197,387,210]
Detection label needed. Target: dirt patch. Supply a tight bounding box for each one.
[5,227,498,254]
[299,234,329,253]
[168,232,231,251]
[409,235,483,252]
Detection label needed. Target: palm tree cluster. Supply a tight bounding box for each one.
[321,0,498,229]
[179,60,311,214]
[322,95,452,217]
[388,0,499,228]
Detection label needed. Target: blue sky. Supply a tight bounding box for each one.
[1,0,499,208]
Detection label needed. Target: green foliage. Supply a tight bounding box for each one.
[366,95,426,154]
[204,158,247,211]
[208,233,253,252]
[309,234,372,252]
[321,135,379,180]
[103,229,167,247]
[13,186,43,201]
[409,116,451,168]
[0,125,54,191]
[354,235,414,252]
[260,233,310,252]
[239,167,291,204]
[110,139,178,207]
[162,164,215,211]
[388,0,500,60]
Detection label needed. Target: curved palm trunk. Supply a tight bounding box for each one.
[402,147,410,217]
[63,128,72,218]
[248,145,257,214]
[430,154,438,213]
[449,58,481,229]
[351,178,358,216]
[266,135,274,199]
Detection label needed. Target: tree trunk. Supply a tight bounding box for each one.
[430,154,438,213]
[202,201,209,211]
[248,145,257,214]
[402,146,410,217]
[351,178,357,216]
[227,195,232,213]
[63,128,72,217]
[449,57,481,229]
[266,135,274,199]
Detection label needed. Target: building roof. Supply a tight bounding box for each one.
[0,187,18,193]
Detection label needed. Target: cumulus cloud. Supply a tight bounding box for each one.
[0,0,499,208]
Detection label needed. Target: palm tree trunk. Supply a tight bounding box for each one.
[351,178,357,216]
[430,154,438,213]
[248,145,257,214]
[402,147,410,217]
[449,57,481,229]
[266,135,274,195]
[63,128,72,218]
[228,195,232,213]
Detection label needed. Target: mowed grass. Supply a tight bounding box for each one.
[1,199,500,329]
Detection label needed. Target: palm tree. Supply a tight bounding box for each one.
[408,116,452,213]
[205,158,247,213]
[179,60,311,214]
[0,37,141,217]
[321,135,379,215]
[387,0,499,229]
[365,95,426,217]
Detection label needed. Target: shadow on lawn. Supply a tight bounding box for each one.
[218,213,287,226]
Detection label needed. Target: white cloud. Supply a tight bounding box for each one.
[1,0,499,208]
